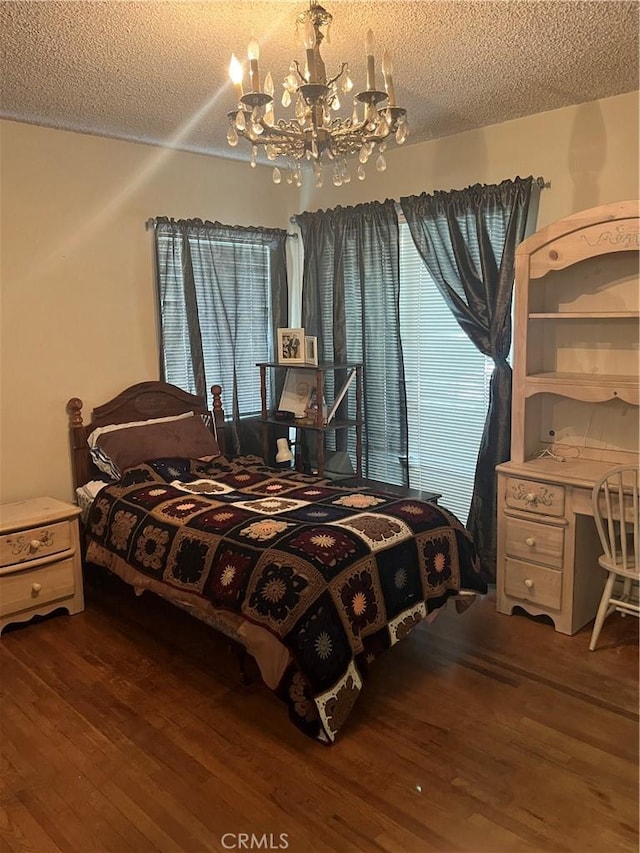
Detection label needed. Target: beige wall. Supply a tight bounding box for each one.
[1,90,638,504]
[0,122,296,503]
[299,91,640,227]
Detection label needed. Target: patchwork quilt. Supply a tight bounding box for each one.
[85,455,487,742]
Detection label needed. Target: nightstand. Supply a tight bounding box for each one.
[0,497,84,635]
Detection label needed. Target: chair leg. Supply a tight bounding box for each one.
[589,572,617,651]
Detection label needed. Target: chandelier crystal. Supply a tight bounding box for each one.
[227,1,409,187]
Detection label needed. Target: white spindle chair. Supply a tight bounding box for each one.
[589,464,640,651]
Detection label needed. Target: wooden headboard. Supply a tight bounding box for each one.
[66,381,226,490]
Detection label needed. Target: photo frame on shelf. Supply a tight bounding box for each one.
[304,336,318,366]
[278,369,314,418]
[276,328,305,365]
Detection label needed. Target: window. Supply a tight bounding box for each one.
[399,222,496,522]
[155,222,280,418]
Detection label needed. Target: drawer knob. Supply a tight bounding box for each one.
[525,537,536,547]
[31,582,42,594]
[524,578,534,589]
[525,493,537,504]
[29,539,42,552]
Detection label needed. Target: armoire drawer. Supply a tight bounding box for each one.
[504,478,565,517]
[503,558,562,611]
[504,516,564,569]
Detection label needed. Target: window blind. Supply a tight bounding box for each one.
[156,229,273,416]
[399,222,494,522]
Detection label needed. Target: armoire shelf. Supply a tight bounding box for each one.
[529,311,640,318]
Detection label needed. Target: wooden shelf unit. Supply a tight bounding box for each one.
[257,361,363,479]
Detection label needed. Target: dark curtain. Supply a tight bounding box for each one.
[399,177,534,581]
[153,217,288,454]
[296,200,408,484]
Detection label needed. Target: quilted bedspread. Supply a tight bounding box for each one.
[85,455,487,742]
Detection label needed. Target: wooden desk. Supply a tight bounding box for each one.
[496,457,638,635]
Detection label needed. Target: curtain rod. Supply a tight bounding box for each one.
[146,217,298,237]
[287,178,550,223]
[147,178,551,231]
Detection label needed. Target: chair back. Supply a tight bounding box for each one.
[591,464,640,573]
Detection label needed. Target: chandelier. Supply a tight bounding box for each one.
[226,1,409,187]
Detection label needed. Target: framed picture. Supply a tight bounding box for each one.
[277,328,305,365]
[278,368,314,417]
[304,336,318,366]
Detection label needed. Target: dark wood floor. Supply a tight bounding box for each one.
[1,566,638,853]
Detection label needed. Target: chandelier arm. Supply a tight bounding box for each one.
[292,60,307,84]
[325,62,348,89]
[237,123,309,152]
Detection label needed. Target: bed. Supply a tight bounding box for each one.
[67,381,488,743]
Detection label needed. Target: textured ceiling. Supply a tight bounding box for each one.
[1,0,638,165]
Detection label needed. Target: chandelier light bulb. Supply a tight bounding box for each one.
[365,29,376,90]
[304,19,317,81]
[229,54,244,101]
[247,38,260,61]
[247,37,261,92]
[303,18,316,50]
[382,50,396,106]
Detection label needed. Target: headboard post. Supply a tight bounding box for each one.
[66,397,93,490]
[211,384,226,456]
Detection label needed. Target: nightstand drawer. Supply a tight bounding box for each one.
[505,517,564,569]
[504,477,565,517]
[504,558,562,610]
[0,520,72,567]
[0,558,76,617]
